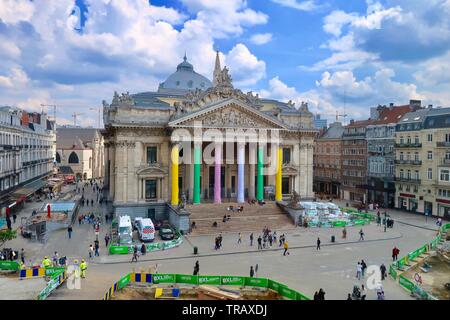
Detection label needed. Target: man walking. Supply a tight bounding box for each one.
[392,246,400,261]
[249,233,253,246]
[131,245,138,263]
[94,239,100,257]
[20,248,25,264]
[316,237,321,251]
[380,264,387,280]
[359,229,365,241]
[361,259,367,277]
[283,240,290,256]
[67,225,73,239]
[255,263,259,277]
[89,245,94,258]
[257,236,262,250]
[193,260,199,275]
[250,266,254,278]
[356,262,362,280]
[105,234,110,247]
[237,233,242,244]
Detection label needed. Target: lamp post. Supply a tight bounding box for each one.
[384,211,388,232]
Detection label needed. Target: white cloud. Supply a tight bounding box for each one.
[323,10,358,37]
[0,0,34,24]
[271,0,322,11]
[250,33,273,45]
[0,67,29,88]
[225,44,266,87]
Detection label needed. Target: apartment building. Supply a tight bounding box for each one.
[313,122,344,198]
[341,119,374,203]
[366,102,421,207]
[0,106,56,209]
[394,107,450,218]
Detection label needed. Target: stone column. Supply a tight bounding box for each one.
[171,144,179,206]
[214,143,222,203]
[275,146,282,201]
[237,142,245,203]
[193,143,201,204]
[257,145,264,201]
[248,144,256,200]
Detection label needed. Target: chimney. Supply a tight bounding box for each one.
[428,104,433,109]
[409,99,421,107]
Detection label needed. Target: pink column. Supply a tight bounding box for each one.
[214,144,222,203]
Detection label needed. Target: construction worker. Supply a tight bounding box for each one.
[42,256,52,268]
[80,259,87,278]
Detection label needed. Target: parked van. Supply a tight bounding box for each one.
[135,217,155,242]
[118,215,133,245]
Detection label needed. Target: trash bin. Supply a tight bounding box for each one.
[331,235,335,243]
[193,246,198,255]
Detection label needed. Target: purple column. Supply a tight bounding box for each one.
[214,144,222,203]
[237,143,245,203]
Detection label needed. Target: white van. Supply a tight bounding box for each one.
[118,215,133,245]
[135,217,155,242]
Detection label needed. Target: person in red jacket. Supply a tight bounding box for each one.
[392,246,400,261]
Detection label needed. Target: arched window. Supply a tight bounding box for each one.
[68,151,79,164]
[56,152,61,163]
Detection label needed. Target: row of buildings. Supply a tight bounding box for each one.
[0,107,56,210]
[314,100,450,218]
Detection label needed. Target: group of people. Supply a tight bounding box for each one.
[356,260,368,280]
[130,244,147,262]
[227,205,244,213]
[313,289,326,300]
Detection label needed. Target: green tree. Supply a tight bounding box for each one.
[0,229,17,247]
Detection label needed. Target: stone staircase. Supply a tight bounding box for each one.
[187,202,294,235]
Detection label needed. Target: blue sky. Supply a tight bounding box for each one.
[0,0,449,127]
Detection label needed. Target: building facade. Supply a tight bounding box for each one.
[341,119,373,203]
[0,107,55,206]
[103,53,317,217]
[313,114,327,129]
[56,127,104,180]
[313,122,344,198]
[395,107,450,217]
[366,102,421,207]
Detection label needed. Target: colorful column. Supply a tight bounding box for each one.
[275,147,282,201]
[257,146,264,201]
[193,144,201,204]
[214,143,222,203]
[171,144,179,206]
[237,143,245,203]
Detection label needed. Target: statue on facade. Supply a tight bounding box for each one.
[179,193,187,209]
[288,191,301,208]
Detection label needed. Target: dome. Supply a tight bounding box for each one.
[158,54,212,93]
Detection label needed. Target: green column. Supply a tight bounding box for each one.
[193,146,201,204]
[257,146,264,201]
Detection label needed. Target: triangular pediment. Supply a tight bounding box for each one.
[168,98,287,129]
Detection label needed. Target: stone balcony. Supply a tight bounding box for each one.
[436,141,450,147]
[394,176,421,184]
[395,142,422,148]
[394,159,422,165]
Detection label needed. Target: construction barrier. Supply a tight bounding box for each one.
[36,269,67,300]
[103,273,310,300]
[0,260,20,271]
[19,266,66,279]
[109,231,183,255]
[389,222,449,300]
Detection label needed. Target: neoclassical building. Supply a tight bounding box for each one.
[103,53,317,217]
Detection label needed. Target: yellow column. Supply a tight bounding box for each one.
[275,147,282,201]
[171,144,179,206]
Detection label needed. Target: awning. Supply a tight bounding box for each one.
[9,179,47,206]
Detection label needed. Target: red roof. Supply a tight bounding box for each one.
[346,119,375,128]
[371,105,419,125]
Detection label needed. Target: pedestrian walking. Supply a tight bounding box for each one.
[141,243,146,256]
[269,234,273,247]
[380,264,387,280]
[257,236,262,250]
[105,234,110,247]
[52,252,59,266]
[193,260,199,275]
[392,246,400,261]
[80,259,87,278]
[68,225,73,239]
[250,266,254,277]
[263,236,267,249]
[318,288,325,300]
[131,245,138,262]
[283,240,290,256]
[342,227,347,239]
[89,245,94,258]
[20,248,25,264]
[361,259,367,277]
[250,233,254,246]
[255,263,259,277]
[94,240,100,257]
[316,237,321,251]
[356,262,362,280]
[273,231,277,244]
[359,229,365,241]
[237,233,242,244]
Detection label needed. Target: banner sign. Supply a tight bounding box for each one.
[389,264,397,280]
[109,246,129,255]
[0,260,19,271]
[399,275,415,293]
[175,274,198,285]
[221,276,245,286]
[244,277,268,288]
[45,267,66,277]
[117,273,131,289]
[198,275,221,285]
[152,274,176,284]
[268,279,282,292]
[278,285,297,300]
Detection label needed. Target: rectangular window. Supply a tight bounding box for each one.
[428,168,433,180]
[282,177,290,194]
[446,133,450,142]
[145,179,157,199]
[414,136,419,144]
[440,169,450,182]
[282,148,291,165]
[147,146,157,164]
[427,151,433,160]
[427,134,432,142]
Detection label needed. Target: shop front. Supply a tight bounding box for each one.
[437,198,450,218]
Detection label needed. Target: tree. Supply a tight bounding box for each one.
[0,229,17,247]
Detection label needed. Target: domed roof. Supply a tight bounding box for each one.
[158,54,212,93]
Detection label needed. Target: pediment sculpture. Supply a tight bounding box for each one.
[200,107,260,127]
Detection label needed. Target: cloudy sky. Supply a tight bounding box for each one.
[1,0,449,127]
